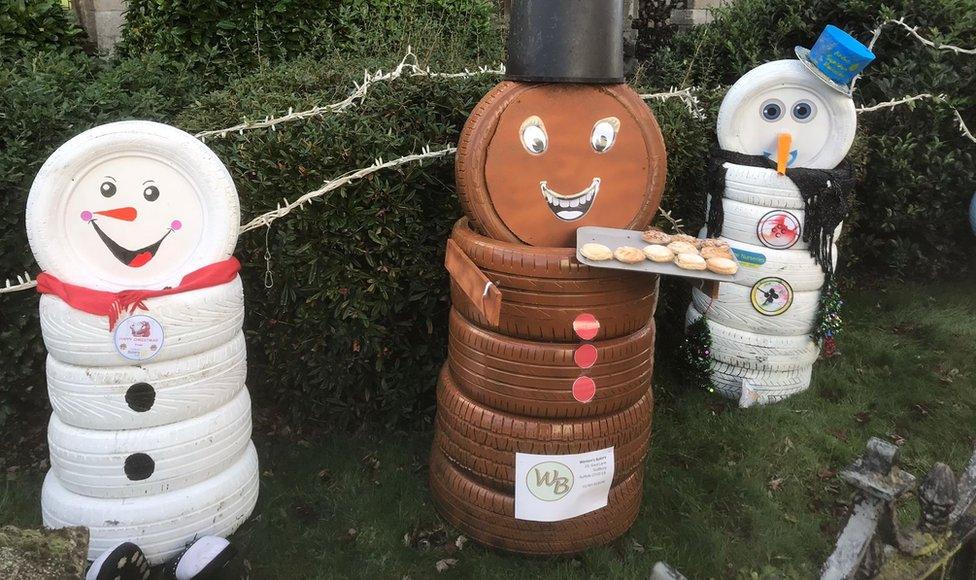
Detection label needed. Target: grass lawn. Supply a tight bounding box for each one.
[1,276,974,578]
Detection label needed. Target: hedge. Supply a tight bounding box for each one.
[0,0,973,429]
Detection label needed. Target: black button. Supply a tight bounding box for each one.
[124,453,155,481]
[125,383,155,412]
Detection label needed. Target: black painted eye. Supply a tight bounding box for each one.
[791,100,817,123]
[143,185,160,202]
[100,181,117,197]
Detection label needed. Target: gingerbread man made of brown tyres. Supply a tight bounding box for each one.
[430,0,666,555]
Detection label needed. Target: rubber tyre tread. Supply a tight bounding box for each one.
[428,446,642,555]
[685,306,818,371]
[434,366,650,490]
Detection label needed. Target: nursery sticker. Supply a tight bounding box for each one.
[750,277,794,316]
[756,211,801,249]
[114,314,164,361]
[514,447,614,522]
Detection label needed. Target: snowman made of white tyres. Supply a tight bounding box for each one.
[26,120,258,579]
[691,58,858,406]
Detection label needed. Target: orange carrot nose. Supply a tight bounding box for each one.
[95,207,138,221]
[776,132,792,175]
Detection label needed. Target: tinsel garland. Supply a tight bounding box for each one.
[682,315,716,393]
[814,277,844,358]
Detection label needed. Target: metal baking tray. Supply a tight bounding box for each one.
[575,226,742,283]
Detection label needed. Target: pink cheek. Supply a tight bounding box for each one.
[170,220,182,231]
[81,211,93,222]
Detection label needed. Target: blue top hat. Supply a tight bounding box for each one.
[795,25,875,96]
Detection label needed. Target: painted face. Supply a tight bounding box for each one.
[457,82,667,247]
[66,156,201,277]
[716,60,857,170]
[27,121,240,291]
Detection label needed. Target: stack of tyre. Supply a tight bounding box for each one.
[27,121,259,565]
[687,164,839,405]
[431,219,658,554]
[39,279,259,564]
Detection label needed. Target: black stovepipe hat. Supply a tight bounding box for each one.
[505,0,625,84]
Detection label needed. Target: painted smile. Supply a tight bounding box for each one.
[763,149,799,167]
[540,178,601,221]
[89,221,175,268]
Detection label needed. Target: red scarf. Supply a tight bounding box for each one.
[36,258,241,331]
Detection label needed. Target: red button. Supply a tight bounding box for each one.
[572,376,596,403]
[573,313,600,341]
[574,344,598,369]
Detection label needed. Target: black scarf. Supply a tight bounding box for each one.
[706,146,855,277]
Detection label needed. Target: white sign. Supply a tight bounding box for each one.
[114,314,165,361]
[514,447,615,522]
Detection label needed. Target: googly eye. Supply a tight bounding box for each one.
[791,100,817,123]
[590,117,620,153]
[143,185,160,202]
[520,116,548,155]
[100,181,117,197]
[760,99,785,122]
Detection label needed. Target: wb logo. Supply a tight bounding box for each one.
[526,461,574,501]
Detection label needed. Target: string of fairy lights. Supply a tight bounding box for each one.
[2,17,974,295]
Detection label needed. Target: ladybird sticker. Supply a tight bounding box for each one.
[114,314,165,361]
[757,210,801,249]
[750,277,794,316]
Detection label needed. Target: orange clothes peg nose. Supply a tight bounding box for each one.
[776,133,792,175]
[95,207,138,221]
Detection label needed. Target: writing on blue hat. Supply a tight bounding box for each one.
[808,25,875,86]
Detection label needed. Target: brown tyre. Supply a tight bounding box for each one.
[450,219,658,342]
[455,81,667,247]
[448,308,654,418]
[434,365,652,492]
[429,446,643,555]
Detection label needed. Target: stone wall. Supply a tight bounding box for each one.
[670,0,726,29]
[73,0,126,53]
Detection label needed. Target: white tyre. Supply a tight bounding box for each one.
[40,275,244,367]
[48,389,252,499]
[698,229,835,292]
[716,59,857,170]
[722,163,804,210]
[47,332,246,430]
[710,197,843,251]
[26,121,240,291]
[686,306,819,371]
[710,362,813,406]
[691,282,819,336]
[43,442,259,565]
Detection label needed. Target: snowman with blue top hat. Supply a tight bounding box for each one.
[688,26,874,406]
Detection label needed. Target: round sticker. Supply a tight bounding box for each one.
[572,313,600,341]
[114,314,165,361]
[757,210,801,249]
[574,344,598,369]
[572,376,597,403]
[525,461,574,501]
[750,277,794,316]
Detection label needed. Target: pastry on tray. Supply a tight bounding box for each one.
[640,229,672,245]
[671,233,698,245]
[667,241,698,256]
[580,243,613,261]
[613,246,646,264]
[706,257,738,275]
[674,253,707,271]
[701,245,734,260]
[643,244,674,263]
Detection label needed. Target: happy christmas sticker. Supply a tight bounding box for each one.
[114,314,165,361]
